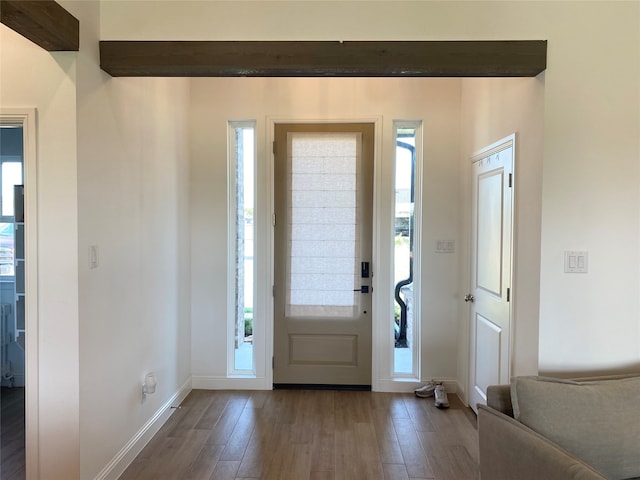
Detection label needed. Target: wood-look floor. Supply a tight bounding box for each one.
[120,389,479,480]
[1,387,25,480]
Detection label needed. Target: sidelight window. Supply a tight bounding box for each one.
[392,121,422,377]
[228,121,256,374]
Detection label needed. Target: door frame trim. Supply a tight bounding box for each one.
[265,116,383,389]
[1,107,39,480]
[466,133,516,409]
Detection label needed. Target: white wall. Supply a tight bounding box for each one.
[535,3,640,375]
[103,0,640,381]
[454,0,640,377]
[64,1,192,479]
[189,77,462,389]
[1,23,80,480]
[458,77,545,394]
[2,1,193,478]
[4,0,637,474]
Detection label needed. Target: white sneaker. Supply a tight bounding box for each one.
[434,384,449,409]
[414,380,437,398]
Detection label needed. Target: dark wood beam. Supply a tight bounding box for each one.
[1,0,79,51]
[100,40,547,77]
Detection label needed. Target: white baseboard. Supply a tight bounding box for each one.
[374,378,458,393]
[192,375,271,390]
[191,375,462,397]
[93,377,192,480]
[456,379,469,406]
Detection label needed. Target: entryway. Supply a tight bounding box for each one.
[273,123,374,388]
[0,112,32,480]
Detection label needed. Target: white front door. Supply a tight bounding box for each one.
[273,123,374,387]
[468,135,514,413]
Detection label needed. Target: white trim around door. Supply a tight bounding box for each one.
[1,107,39,480]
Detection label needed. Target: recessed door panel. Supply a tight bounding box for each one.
[473,314,502,402]
[477,170,504,297]
[289,334,357,366]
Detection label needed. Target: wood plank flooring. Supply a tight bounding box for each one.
[1,387,25,480]
[120,389,479,480]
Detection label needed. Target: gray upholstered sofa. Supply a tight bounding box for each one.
[478,374,640,480]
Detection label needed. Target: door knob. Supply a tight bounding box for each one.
[464,294,474,303]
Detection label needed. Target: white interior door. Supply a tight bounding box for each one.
[468,135,514,413]
[273,123,374,387]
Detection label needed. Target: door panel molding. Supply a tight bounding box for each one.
[289,334,357,366]
[473,313,502,403]
[476,169,506,297]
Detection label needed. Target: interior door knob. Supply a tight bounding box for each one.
[464,294,474,303]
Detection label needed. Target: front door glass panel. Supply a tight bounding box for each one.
[286,132,361,319]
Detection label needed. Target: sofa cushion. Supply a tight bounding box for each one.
[511,375,640,480]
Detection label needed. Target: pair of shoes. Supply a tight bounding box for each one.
[414,380,438,398]
[434,384,450,409]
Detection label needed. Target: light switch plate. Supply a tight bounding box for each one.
[564,251,588,273]
[436,240,455,253]
[89,245,99,269]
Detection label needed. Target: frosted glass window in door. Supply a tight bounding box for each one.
[286,133,362,318]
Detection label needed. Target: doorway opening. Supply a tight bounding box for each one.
[0,123,25,479]
[0,108,38,480]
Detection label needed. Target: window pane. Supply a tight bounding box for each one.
[230,122,255,373]
[2,162,22,217]
[394,125,417,375]
[0,223,14,276]
[286,132,360,318]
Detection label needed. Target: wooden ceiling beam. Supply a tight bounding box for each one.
[100,40,547,77]
[0,0,79,51]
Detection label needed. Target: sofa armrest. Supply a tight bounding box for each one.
[478,405,607,480]
[486,384,513,417]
